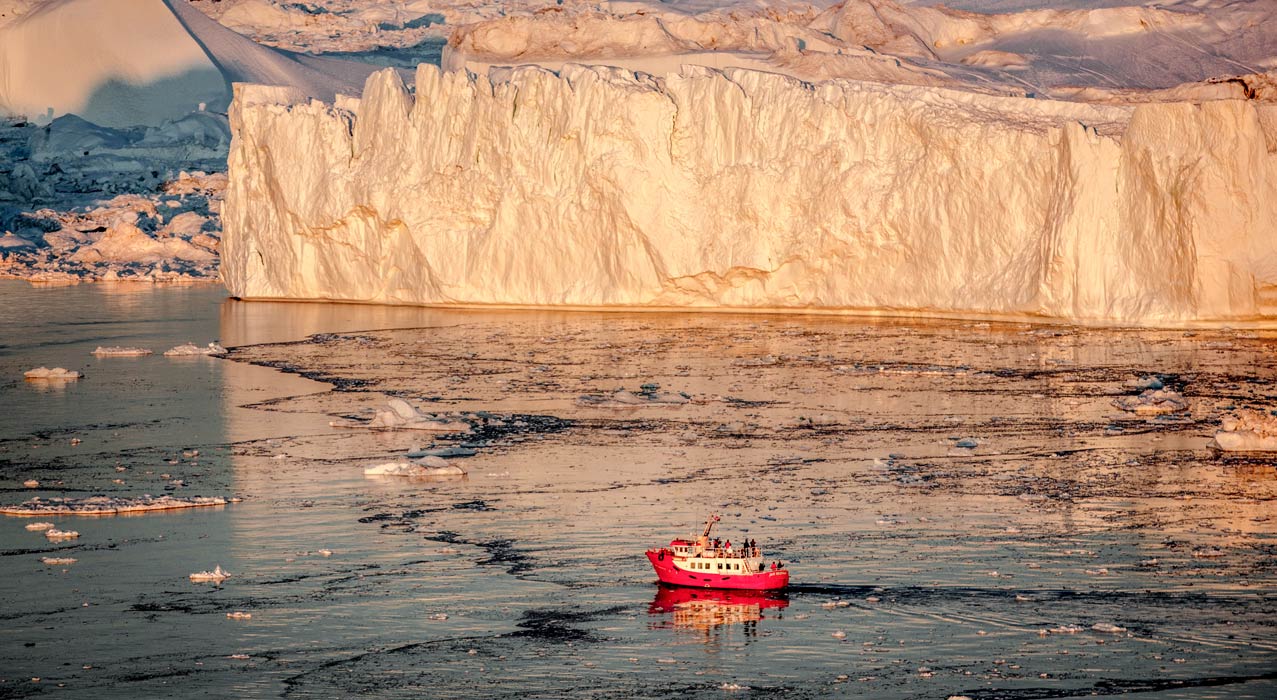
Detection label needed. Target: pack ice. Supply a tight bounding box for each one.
[222,63,1277,326]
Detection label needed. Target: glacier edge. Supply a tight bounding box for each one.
[222,64,1277,326]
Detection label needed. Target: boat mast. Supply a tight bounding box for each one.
[701,513,720,540]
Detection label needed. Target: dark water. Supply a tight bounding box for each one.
[1,281,1274,698]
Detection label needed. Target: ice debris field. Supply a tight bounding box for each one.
[0,0,1274,326]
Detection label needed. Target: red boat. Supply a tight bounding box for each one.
[645,514,789,590]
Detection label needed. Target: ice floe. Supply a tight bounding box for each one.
[1112,389,1188,415]
[1215,410,1277,451]
[226,611,252,620]
[577,384,692,408]
[164,342,227,356]
[364,461,467,478]
[45,528,79,540]
[0,495,234,516]
[1092,623,1127,634]
[92,346,152,357]
[41,556,77,565]
[330,398,473,432]
[189,565,231,583]
[23,367,81,380]
[24,521,54,531]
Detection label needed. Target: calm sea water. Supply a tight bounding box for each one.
[1,280,1274,699]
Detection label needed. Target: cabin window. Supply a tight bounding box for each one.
[717,563,723,570]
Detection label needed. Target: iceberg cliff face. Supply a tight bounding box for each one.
[223,65,1277,325]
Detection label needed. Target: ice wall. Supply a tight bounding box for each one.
[223,65,1277,326]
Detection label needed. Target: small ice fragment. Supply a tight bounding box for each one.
[229,654,250,660]
[865,596,880,603]
[41,556,76,565]
[25,522,54,531]
[189,565,230,582]
[317,549,333,557]
[1085,568,1109,575]
[164,342,227,357]
[656,658,677,664]
[1048,625,1084,634]
[1112,389,1187,414]
[1192,547,1226,558]
[23,480,39,488]
[24,367,81,380]
[45,528,79,540]
[831,630,847,639]
[364,461,466,478]
[719,683,745,691]
[226,612,252,620]
[467,649,478,656]
[1092,623,1126,633]
[428,613,448,621]
[1127,375,1164,391]
[91,346,152,357]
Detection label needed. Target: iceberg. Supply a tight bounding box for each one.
[222,63,1277,326]
[1215,410,1277,451]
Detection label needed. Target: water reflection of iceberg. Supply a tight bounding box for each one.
[649,585,788,633]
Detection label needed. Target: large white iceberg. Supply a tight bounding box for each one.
[222,63,1277,326]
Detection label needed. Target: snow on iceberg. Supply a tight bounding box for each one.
[222,64,1277,327]
[0,0,384,126]
[1215,409,1277,451]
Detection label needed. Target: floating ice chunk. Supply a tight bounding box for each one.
[1,495,234,516]
[1091,623,1126,634]
[831,630,847,639]
[25,521,55,531]
[364,461,467,478]
[406,446,477,459]
[577,385,692,408]
[1048,625,1084,634]
[164,342,227,356]
[330,400,474,432]
[428,613,448,621]
[1215,410,1277,451]
[1126,376,1165,391]
[22,480,39,488]
[91,346,152,357]
[719,683,745,691]
[226,611,252,620]
[1112,389,1187,415]
[189,565,230,582]
[317,549,333,557]
[1192,547,1226,558]
[24,367,82,380]
[45,528,79,540]
[41,556,77,565]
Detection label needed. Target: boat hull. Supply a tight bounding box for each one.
[646,549,790,590]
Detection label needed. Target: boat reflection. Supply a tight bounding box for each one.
[648,585,788,638]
